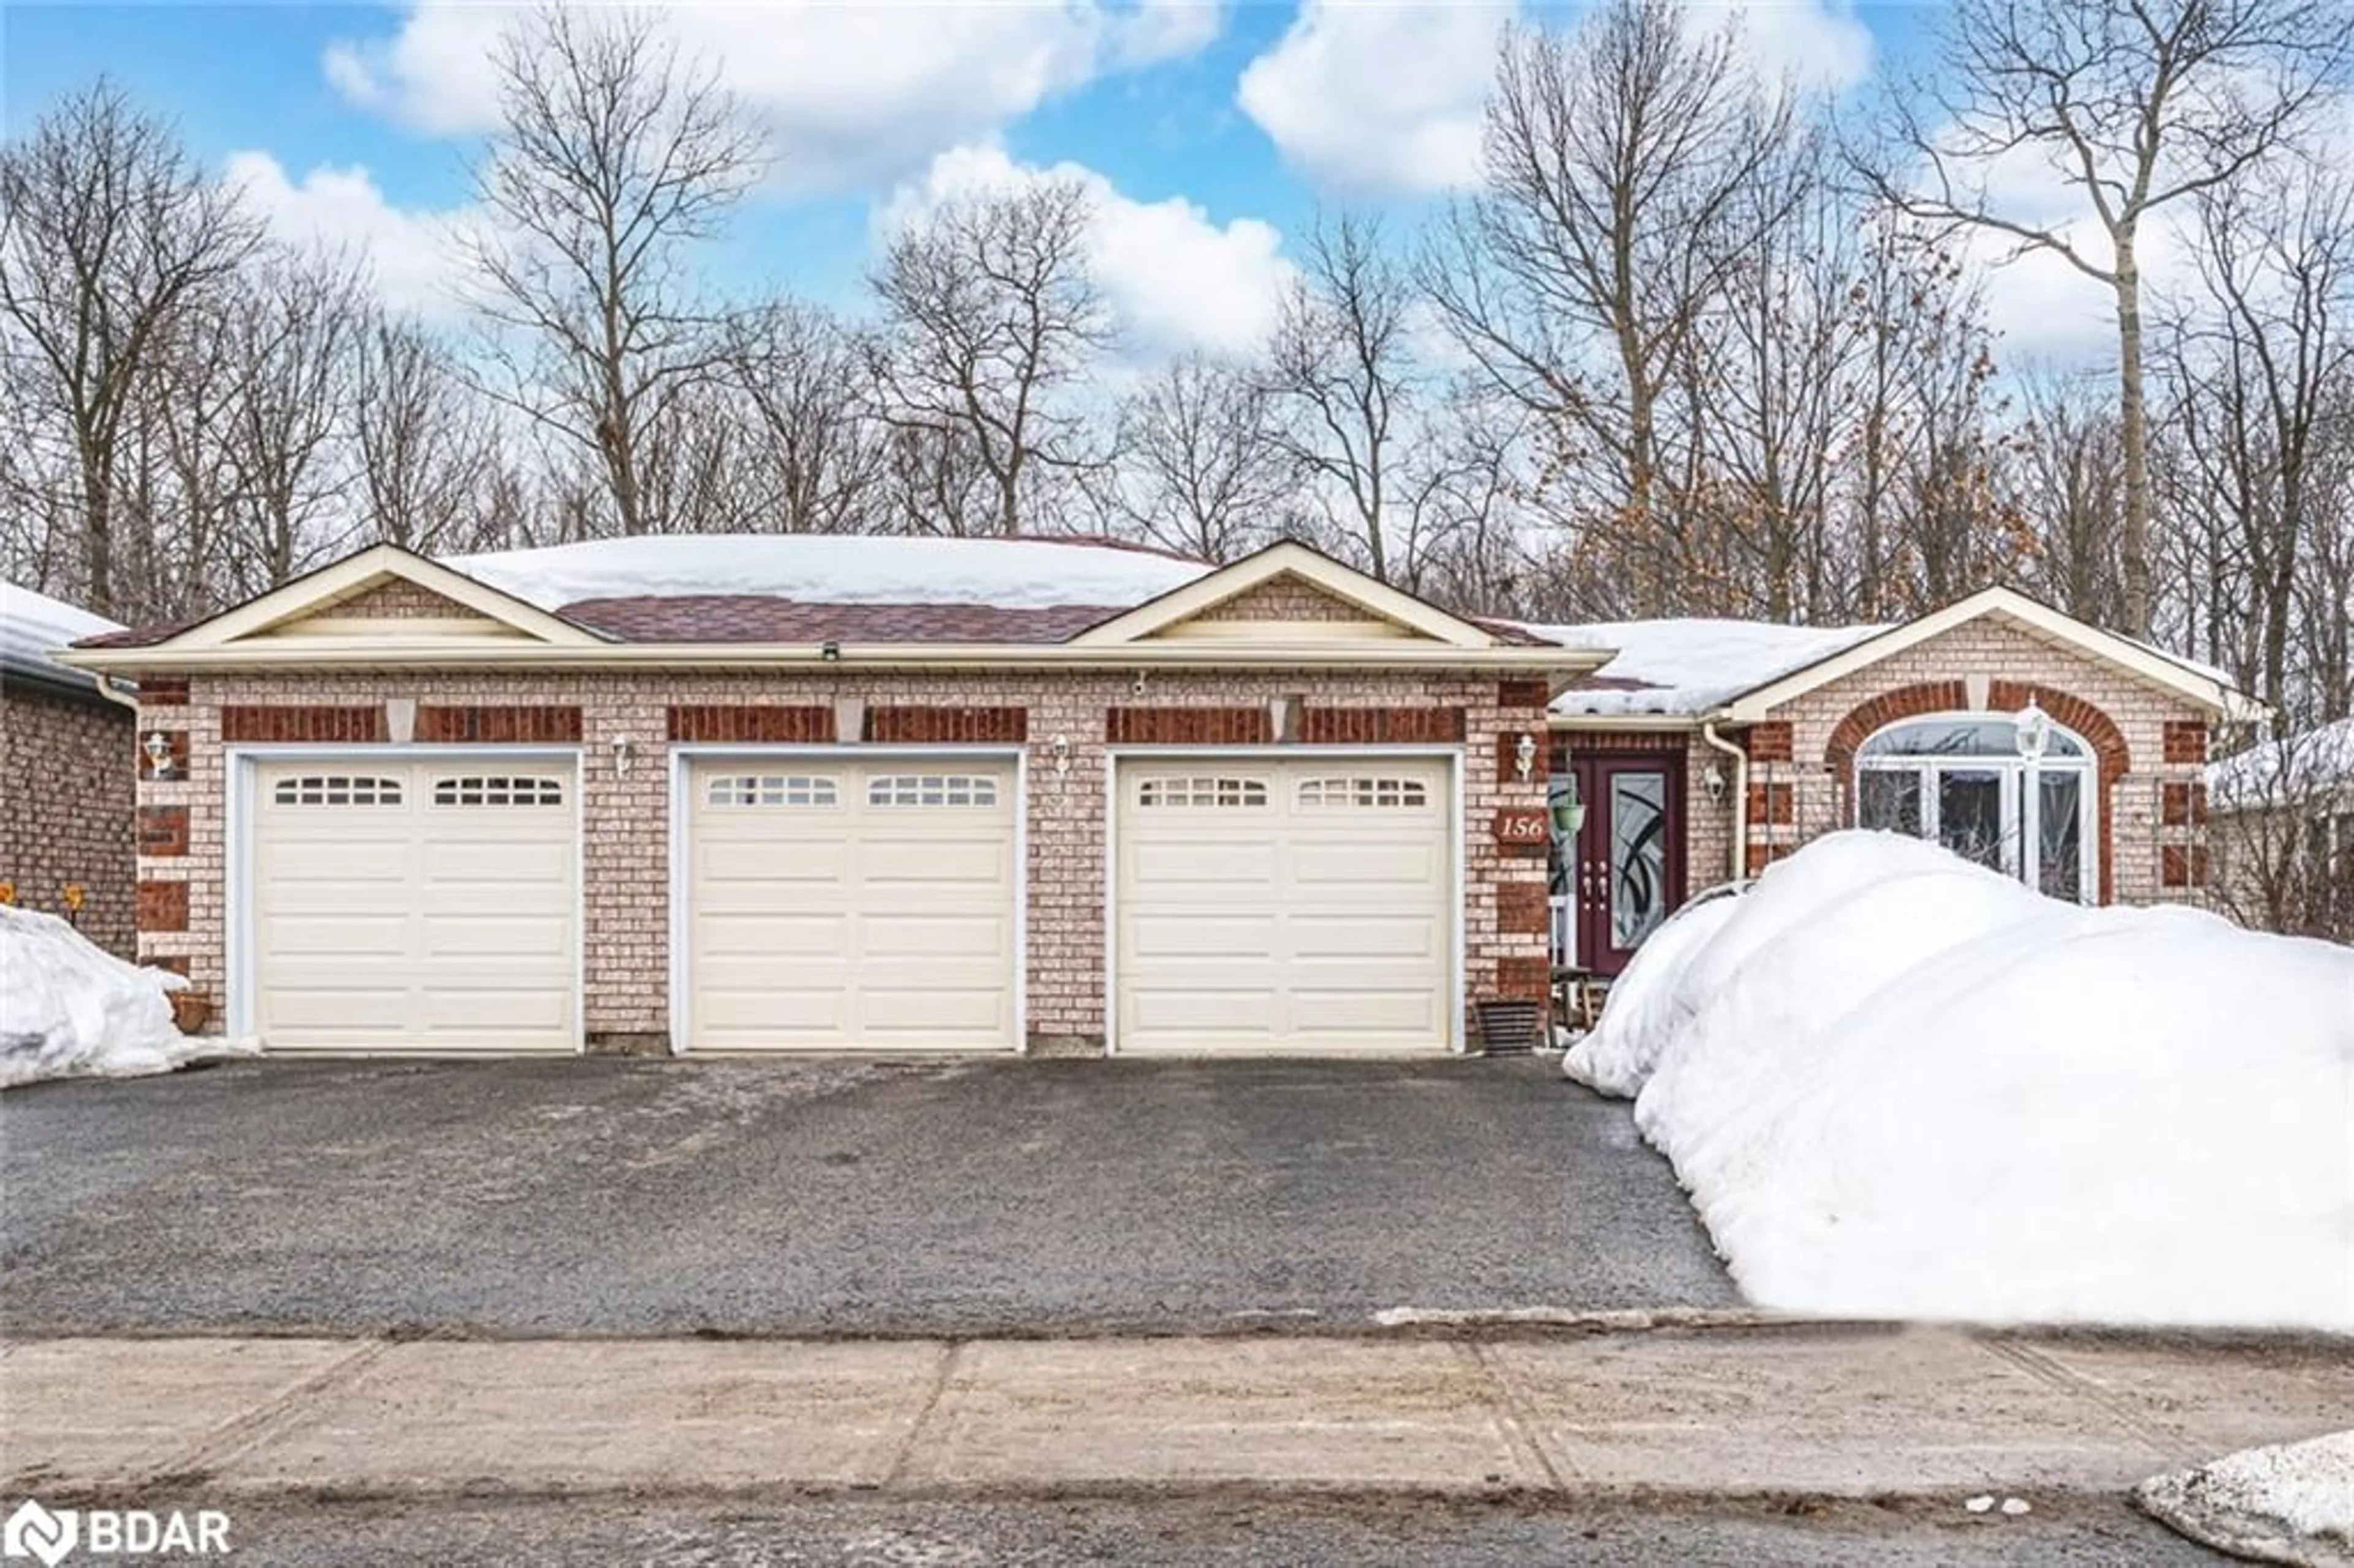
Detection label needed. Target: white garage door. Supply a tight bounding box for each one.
[1115,758,1453,1054]
[684,759,1019,1052]
[251,759,578,1052]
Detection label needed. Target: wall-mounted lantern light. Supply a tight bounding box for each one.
[142,731,173,778]
[1703,760,1728,805]
[611,736,634,777]
[1050,734,1071,775]
[1514,732,1538,780]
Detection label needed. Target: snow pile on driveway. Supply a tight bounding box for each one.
[1565,831,2354,1331]
[2137,1430,2354,1567]
[0,906,249,1088]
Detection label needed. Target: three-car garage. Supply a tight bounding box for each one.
[233,748,1461,1057]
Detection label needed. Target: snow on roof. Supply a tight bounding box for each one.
[1528,617,1890,717]
[443,535,1217,615]
[2205,715,2354,805]
[1,581,123,693]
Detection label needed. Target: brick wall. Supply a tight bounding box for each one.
[1731,617,2214,907]
[144,666,1550,1049]
[1190,574,1363,622]
[1,687,137,957]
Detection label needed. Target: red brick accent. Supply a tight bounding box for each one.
[1496,678,1550,711]
[2163,720,2209,765]
[1745,721,1795,763]
[415,704,582,744]
[137,805,189,858]
[136,879,188,933]
[1300,706,1466,744]
[140,953,191,977]
[666,705,836,743]
[221,705,387,744]
[864,706,1028,744]
[137,678,189,707]
[137,729,189,780]
[1495,955,1552,1002]
[1746,780,1796,827]
[2162,845,2210,888]
[1822,681,1969,778]
[1105,706,1273,745]
[2162,780,2209,827]
[1495,880,1551,936]
[1745,840,1794,878]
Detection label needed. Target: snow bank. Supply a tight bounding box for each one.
[1,580,121,683]
[1526,617,1886,716]
[445,535,1214,613]
[1574,830,2354,1331]
[0,906,250,1088]
[1563,892,1741,1095]
[2137,1430,2354,1567]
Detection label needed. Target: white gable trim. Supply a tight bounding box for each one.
[1721,586,2256,721]
[165,545,605,652]
[1070,542,1497,649]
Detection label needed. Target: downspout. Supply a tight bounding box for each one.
[90,674,139,714]
[1701,719,1748,884]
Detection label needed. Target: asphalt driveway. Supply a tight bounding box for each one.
[0,1057,1734,1336]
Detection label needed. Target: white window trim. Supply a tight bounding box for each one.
[703,772,841,809]
[665,744,1028,1057]
[225,744,586,1052]
[1853,712,2100,902]
[1102,745,1467,1057]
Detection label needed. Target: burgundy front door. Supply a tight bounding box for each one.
[1554,750,1685,977]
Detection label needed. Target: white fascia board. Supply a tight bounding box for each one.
[1070,541,1496,649]
[1721,587,2247,722]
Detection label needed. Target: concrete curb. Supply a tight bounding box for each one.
[6,1327,2348,1507]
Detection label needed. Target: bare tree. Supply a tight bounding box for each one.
[1426,0,1796,609]
[1265,213,1451,585]
[2012,371,2128,625]
[352,317,506,554]
[1113,352,1300,561]
[0,80,262,612]
[1861,0,2354,636]
[866,178,1111,536]
[467,6,764,536]
[2158,165,2354,715]
[724,302,888,534]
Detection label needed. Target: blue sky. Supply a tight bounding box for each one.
[7,4,2037,359]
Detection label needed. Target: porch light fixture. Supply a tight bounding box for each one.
[611,736,633,778]
[2013,701,2051,763]
[1050,734,1070,775]
[1514,733,1538,780]
[820,641,840,663]
[142,731,173,778]
[1703,760,1727,804]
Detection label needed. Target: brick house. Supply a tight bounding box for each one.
[1536,588,2258,978]
[63,538,1596,1055]
[2,582,135,957]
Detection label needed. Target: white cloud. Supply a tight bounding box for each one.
[325,2,1224,190]
[1238,1,1512,195]
[224,152,476,321]
[886,143,1294,363]
[1703,0,1875,95]
[1236,0,1876,197]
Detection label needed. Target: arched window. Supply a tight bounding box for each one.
[1855,710,2097,902]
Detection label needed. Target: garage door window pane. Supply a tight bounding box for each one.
[1136,777,1268,808]
[1298,777,1428,808]
[707,774,838,807]
[867,774,998,807]
[272,775,403,806]
[434,775,565,807]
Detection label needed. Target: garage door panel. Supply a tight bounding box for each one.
[685,758,1019,1052]
[253,758,579,1053]
[1118,758,1451,1054]
[1127,912,1279,959]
